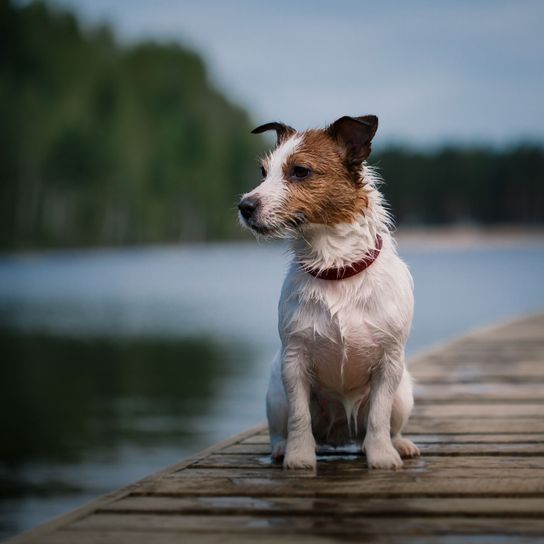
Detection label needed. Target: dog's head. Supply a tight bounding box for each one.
[238,115,378,238]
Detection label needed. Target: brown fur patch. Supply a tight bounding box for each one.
[277,130,369,226]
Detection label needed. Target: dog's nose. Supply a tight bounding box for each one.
[238,196,260,220]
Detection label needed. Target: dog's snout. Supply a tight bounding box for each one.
[238,196,260,220]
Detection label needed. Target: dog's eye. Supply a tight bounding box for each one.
[260,166,267,178]
[293,166,310,179]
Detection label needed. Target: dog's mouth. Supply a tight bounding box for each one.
[245,220,273,236]
[244,212,306,239]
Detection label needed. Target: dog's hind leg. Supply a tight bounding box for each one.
[391,368,420,458]
[266,351,288,461]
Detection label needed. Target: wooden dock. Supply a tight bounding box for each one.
[7,314,544,543]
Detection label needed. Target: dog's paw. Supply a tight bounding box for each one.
[283,451,316,470]
[283,437,316,470]
[393,436,420,459]
[364,438,403,470]
[271,440,286,462]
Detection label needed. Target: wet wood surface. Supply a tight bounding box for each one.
[8,313,544,543]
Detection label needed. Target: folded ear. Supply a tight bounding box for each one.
[327,115,378,174]
[251,122,296,146]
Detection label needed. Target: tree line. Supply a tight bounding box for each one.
[0,0,264,249]
[373,145,543,226]
[1,1,542,250]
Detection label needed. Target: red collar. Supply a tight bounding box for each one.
[304,234,383,281]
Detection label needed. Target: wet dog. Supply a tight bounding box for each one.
[238,116,419,470]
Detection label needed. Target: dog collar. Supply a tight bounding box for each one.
[304,234,383,281]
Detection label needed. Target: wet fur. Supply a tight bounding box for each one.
[239,116,419,470]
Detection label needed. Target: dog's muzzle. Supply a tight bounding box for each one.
[238,196,260,222]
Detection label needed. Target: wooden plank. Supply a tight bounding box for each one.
[404,419,544,433]
[169,462,544,478]
[220,442,544,456]
[412,361,544,376]
[238,432,544,445]
[413,370,544,383]
[37,532,544,544]
[38,533,362,544]
[194,443,544,466]
[413,352,544,367]
[406,433,544,443]
[414,383,544,402]
[101,495,544,517]
[140,475,544,497]
[412,403,544,418]
[66,513,544,536]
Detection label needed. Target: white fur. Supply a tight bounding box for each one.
[259,159,419,470]
[240,135,303,230]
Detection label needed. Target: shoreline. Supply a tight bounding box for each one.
[1,226,543,257]
[394,225,544,249]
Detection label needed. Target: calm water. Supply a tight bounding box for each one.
[1,240,544,539]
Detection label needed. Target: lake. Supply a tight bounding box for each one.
[1,239,544,539]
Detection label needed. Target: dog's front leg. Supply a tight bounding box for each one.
[281,341,316,470]
[363,349,404,470]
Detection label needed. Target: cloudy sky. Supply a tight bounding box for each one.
[52,0,543,147]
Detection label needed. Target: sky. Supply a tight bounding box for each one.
[51,0,544,148]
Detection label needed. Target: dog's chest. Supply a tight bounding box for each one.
[291,290,384,397]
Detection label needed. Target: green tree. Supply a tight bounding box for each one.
[0,0,264,249]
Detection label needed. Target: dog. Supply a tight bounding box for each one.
[238,115,419,470]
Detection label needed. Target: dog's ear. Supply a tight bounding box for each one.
[251,122,296,146]
[327,115,378,173]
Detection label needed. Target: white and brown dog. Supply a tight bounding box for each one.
[238,115,419,470]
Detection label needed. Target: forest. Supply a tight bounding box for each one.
[1,0,543,250]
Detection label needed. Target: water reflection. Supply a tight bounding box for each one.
[0,329,255,539]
